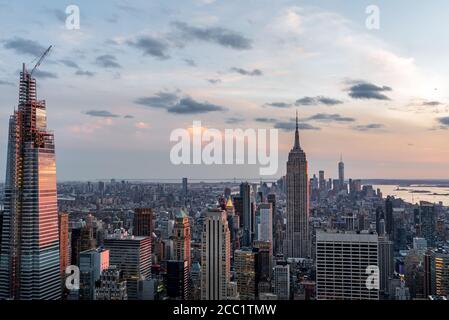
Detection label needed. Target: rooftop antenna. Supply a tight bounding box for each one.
[29,45,52,77]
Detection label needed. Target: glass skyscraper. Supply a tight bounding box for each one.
[0,64,61,300]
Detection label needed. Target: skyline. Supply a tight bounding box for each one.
[1,1,449,180]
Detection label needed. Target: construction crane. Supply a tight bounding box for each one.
[29,45,52,77]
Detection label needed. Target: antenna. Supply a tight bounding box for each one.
[30,45,52,77]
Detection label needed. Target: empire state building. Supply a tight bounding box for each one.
[285,112,310,258]
[0,63,61,299]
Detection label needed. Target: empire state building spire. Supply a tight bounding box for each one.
[294,109,300,149]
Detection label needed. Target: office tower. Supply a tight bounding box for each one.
[104,235,152,300]
[273,263,290,300]
[190,262,201,300]
[166,260,189,300]
[385,196,394,238]
[258,203,273,249]
[240,182,252,247]
[378,236,394,298]
[418,202,436,247]
[0,63,61,300]
[285,112,310,258]
[318,171,325,191]
[338,154,344,189]
[253,241,272,294]
[173,209,191,270]
[133,208,153,237]
[316,230,379,300]
[375,207,385,235]
[79,248,110,300]
[404,250,426,299]
[182,177,188,195]
[95,266,128,300]
[80,216,96,252]
[201,209,231,300]
[59,213,70,276]
[225,197,239,256]
[425,249,449,297]
[235,249,257,300]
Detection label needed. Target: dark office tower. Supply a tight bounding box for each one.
[133,208,153,237]
[385,196,394,238]
[59,213,70,279]
[419,202,436,247]
[318,171,325,191]
[338,154,344,189]
[240,182,252,247]
[70,227,82,266]
[0,63,61,300]
[285,112,310,259]
[378,236,394,298]
[166,260,189,300]
[267,194,276,215]
[182,178,188,195]
[375,207,385,235]
[224,187,231,199]
[253,241,272,295]
[104,235,152,300]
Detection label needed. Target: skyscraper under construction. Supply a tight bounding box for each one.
[0,58,61,299]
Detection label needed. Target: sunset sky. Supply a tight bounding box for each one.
[0,0,448,181]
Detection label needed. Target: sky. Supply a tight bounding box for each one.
[0,0,448,181]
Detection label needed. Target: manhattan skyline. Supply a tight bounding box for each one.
[0,0,449,181]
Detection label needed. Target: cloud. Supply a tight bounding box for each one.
[127,36,170,59]
[168,97,226,114]
[135,91,180,108]
[95,54,121,68]
[184,59,196,67]
[274,121,320,131]
[230,67,263,76]
[135,91,225,114]
[255,117,277,123]
[3,37,46,56]
[124,115,134,119]
[306,113,355,122]
[0,80,14,86]
[295,96,343,106]
[264,102,291,108]
[33,70,58,79]
[353,123,385,131]
[75,70,95,77]
[84,110,120,118]
[207,79,221,84]
[422,101,442,106]
[60,59,79,69]
[48,8,66,23]
[225,117,245,124]
[346,81,392,100]
[437,116,449,129]
[172,21,252,50]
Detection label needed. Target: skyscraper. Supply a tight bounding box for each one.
[316,230,379,300]
[79,248,110,300]
[234,248,256,300]
[104,235,152,300]
[173,209,191,270]
[257,203,273,253]
[0,63,61,300]
[239,182,252,247]
[59,213,70,277]
[273,262,290,300]
[201,209,230,300]
[285,112,310,258]
[338,154,344,190]
[133,208,153,237]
